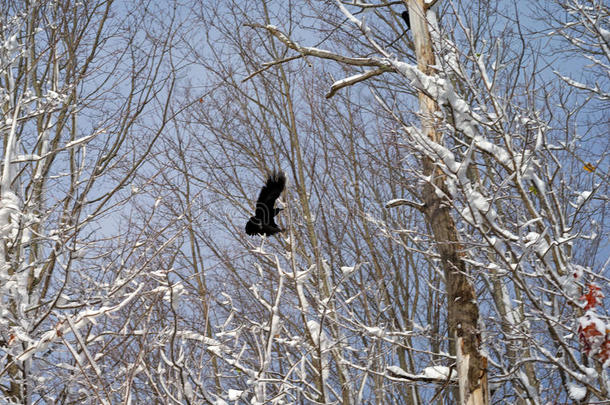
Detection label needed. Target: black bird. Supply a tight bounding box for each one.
[245,171,286,236]
[401,10,410,30]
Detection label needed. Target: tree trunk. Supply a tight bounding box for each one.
[406,0,489,403]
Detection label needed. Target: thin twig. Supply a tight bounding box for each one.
[242,55,304,83]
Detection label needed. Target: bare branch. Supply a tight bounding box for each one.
[246,23,396,70]
[242,54,304,83]
[325,68,389,98]
[385,198,426,212]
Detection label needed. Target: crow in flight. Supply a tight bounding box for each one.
[245,171,286,236]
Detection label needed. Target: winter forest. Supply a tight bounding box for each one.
[0,0,608,404]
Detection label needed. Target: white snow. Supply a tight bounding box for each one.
[387,365,411,378]
[575,190,592,206]
[567,383,586,400]
[423,365,456,380]
[227,389,243,401]
[364,326,385,337]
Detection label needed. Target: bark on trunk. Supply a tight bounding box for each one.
[405,0,489,403]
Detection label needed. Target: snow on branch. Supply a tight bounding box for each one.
[387,365,456,383]
[245,23,395,97]
[335,0,393,57]
[326,69,387,98]
[554,71,610,100]
[385,198,426,212]
[15,285,144,363]
[338,1,404,9]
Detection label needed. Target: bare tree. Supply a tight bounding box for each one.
[0,1,186,402]
[4,0,603,404]
[150,0,607,403]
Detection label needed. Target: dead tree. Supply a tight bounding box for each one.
[406,1,489,404]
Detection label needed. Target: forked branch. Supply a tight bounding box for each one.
[245,23,396,97]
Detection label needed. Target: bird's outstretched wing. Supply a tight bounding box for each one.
[256,171,285,213]
[245,171,286,236]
